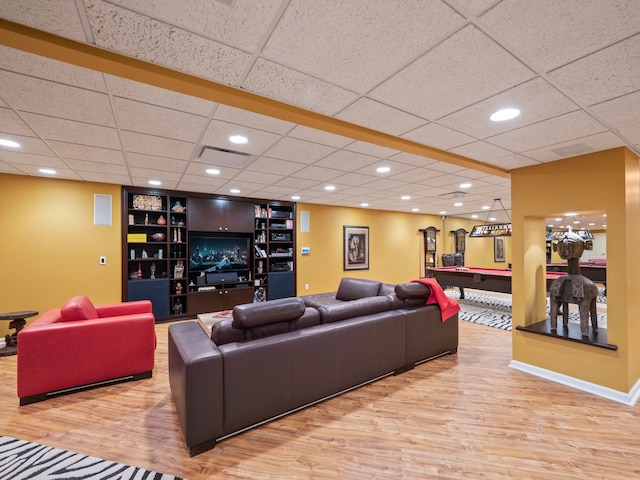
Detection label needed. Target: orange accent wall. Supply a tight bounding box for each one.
[511,147,640,393]
[0,174,122,337]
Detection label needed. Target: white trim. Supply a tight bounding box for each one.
[509,360,640,406]
[0,338,5,348]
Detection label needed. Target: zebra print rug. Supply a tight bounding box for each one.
[445,289,608,332]
[0,436,183,480]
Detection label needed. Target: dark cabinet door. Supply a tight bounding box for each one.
[188,197,254,232]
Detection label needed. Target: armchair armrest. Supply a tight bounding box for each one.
[96,300,153,318]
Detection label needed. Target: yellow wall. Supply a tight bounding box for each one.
[511,147,640,393]
[0,174,122,337]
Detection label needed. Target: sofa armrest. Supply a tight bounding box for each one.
[96,300,153,318]
[17,313,156,399]
[168,322,223,456]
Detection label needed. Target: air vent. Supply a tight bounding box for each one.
[197,146,255,168]
[438,191,468,199]
[551,143,593,157]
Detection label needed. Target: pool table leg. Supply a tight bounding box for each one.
[459,287,465,299]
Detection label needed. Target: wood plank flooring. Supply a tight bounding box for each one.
[1,317,639,479]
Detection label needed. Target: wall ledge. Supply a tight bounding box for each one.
[509,360,640,407]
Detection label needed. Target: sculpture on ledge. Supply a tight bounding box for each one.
[548,227,599,338]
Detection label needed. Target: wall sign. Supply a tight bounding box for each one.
[470,223,512,237]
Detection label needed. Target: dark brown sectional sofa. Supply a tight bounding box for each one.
[168,278,458,456]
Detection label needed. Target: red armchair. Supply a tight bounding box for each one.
[17,296,156,405]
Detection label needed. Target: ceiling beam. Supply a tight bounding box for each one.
[0,18,509,179]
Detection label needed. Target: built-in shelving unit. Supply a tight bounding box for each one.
[123,188,296,320]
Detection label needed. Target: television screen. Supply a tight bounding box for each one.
[189,234,250,275]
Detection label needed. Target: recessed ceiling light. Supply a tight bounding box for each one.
[361,203,369,207]
[411,208,419,212]
[603,224,607,228]
[325,185,336,191]
[573,220,580,224]
[401,195,411,200]
[565,212,578,216]
[148,180,161,186]
[229,135,248,144]
[230,188,241,194]
[490,108,520,122]
[554,218,562,222]
[291,195,301,200]
[481,206,490,210]
[471,214,478,219]
[0,139,21,148]
[459,182,472,189]
[38,168,56,175]
[206,168,220,175]
[589,223,595,226]
[439,211,447,215]
[603,214,607,217]
[454,202,463,207]
[548,224,554,227]
[489,217,496,221]
[376,166,391,173]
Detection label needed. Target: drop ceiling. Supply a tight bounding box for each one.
[0,0,638,228]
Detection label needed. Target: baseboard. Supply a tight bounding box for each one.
[509,360,640,406]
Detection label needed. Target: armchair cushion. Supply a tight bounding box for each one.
[60,295,98,322]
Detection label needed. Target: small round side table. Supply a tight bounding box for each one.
[0,310,38,356]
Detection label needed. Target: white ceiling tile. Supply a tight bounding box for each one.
[263,0,465,92]
[126,152,187,172]
[176,182,217,194]
[455,0,501,16]
[114,97,207,142]
[336,98,427,136]
[0,71,114,126]
[370,26,535,119]
[0,108,36,137]
[488,110,607,152]
[48,141,126,164]
[0,47,106,91]
[0,151,62,167]
[591,91,640,144]
[522,132,625,163]
[275,177,319,190]
[480,0,640,71]
[438,78,579,138]
[129,168,181,181]
[482,153,540,170]
[253,185,300,197]
[246,157,306,176]
[120,131,195,159]
[345,141,400,158]
[287,125,355,148]
[80,171,132,185]
[313,150,379,172]
[184,162,241,180]
[0,161,21,174]
[214,105,296,135]
[387,167,447,183]
[389,151,439,167]
[243,59,359,116]
[291,165,343,182]
[449,141,513,162]
[548,35,640,106]
[0,134,54,156]
[402,123,475,150]
[131,177,178,190]
[84,0,252,86]
[233,169,282,185]
[0,0,88,42]
[215,180,264,197]
[330,172,378,187]
[359,178,409,191]
[179,174,227,188]
[106,76,215,116]
[200,120,281,156]
[263,137,336,163]
[20,113,121,149]
[65,158,129,175]
[107,0,283,51]
[16,165,83,180]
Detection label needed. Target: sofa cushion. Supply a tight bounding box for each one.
[232,297,305,329]
[335,278,382,301]
[318,295,392,324]
[300,292,340,309]
[60,295,98,322]
[211,318,246,345]
[394,282,430,307]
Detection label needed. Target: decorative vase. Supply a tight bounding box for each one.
[151,232,166,242]
[137,263,142,279]
[157,215,166,225]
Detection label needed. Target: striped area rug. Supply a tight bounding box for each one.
[0,436,183,480]
[445,289,608,332]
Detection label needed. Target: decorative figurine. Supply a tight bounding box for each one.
[137,263,142,279]
[144,213,149,225]
[548,227,599,338]
[174,260,184,279]
[173,299,183,315]
[128,214,134,225]
[257,260,264,274]
[175,282,183,295]
[150,262,156,279]
[142,249,148,259]
[171,201,185,213]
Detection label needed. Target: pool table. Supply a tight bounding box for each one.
[546,262,606,285]
[426,266,565,299]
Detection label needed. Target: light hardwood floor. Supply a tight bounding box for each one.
[1,316,639,479]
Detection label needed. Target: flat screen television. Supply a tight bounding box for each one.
[188,233,251,277]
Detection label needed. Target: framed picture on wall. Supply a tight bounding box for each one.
[494,237,505,262]
[344,225,369,270]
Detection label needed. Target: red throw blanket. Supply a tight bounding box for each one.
[412,278,460,322]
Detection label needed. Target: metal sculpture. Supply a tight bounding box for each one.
[548,228,599,338]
